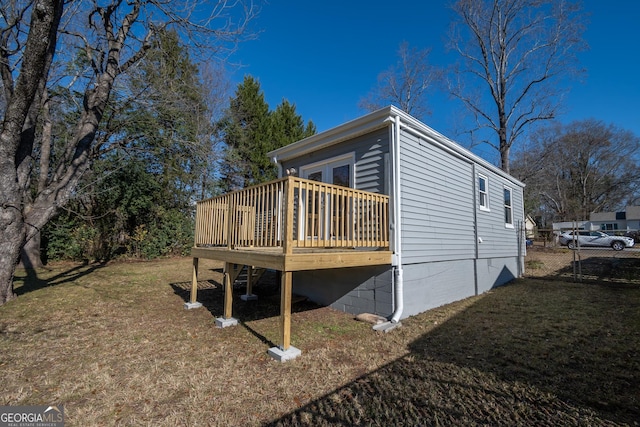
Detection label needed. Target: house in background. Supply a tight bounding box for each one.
[553,206,640,233]
[525,215,537,239]
[589,206,640,231]
[189,106,526,360]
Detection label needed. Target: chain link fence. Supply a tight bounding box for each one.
[524,228,640,284]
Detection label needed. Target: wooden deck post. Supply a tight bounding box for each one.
[246,265,254,296]
[216,262,240,328]
[241,265,259,301]
[279,271,293,351]
[223,262,233,319]
[184,258,203,309]
[190,258,199,304]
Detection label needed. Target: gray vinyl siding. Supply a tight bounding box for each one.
[280,128,389,194]
[399,130,476,264]
[475,166,524,259]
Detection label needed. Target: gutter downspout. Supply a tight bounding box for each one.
[472,163,479,296]
[272,156,283,178]
[374,113,403,331]
[390,113,404,324]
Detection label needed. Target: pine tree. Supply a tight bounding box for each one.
[271,99,316,147]
[219,77,316,190]
[219,76,271,190]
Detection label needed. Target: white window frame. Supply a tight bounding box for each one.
[299,152,356,187]
[504,186,514,228]
[478,174,490,212]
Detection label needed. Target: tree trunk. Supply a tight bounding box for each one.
[20,231,44,269]
[0,192,24,304]
[0,0,64,305]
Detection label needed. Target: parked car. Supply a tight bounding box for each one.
[558,231,635,251]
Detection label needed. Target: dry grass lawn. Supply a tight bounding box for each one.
[1,257,639,426]
[525,245,640,284]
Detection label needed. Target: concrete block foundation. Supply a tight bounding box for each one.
[215,317,239,328]
[268,346,302,362]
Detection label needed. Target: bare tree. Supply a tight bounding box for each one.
[512,120,640,223]
[448,0,586,173]
[0,0,257,305]
[197,61,232,200]
[359,41,442,120]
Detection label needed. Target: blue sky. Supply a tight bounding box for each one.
[229,1,640,163]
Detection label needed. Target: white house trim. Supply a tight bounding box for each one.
[268,106,525,189]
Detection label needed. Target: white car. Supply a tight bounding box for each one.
[559,231,635,251]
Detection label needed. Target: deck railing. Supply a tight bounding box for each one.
[194,176,389,252]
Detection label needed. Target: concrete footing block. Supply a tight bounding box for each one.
[184,302,203,310]
[268,346,302,362]
[215,317,239,328]
[372,321,402,333]
[240,294,258,301]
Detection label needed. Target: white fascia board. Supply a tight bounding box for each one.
[268,106,395,163]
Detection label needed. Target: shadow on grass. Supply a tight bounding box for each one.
[13,261,110,296]
[171,269,324,348]
[556,257,640,285]
[267,280,640,426]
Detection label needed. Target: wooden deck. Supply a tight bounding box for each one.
[189,176,392,358]
[191,246,392,272]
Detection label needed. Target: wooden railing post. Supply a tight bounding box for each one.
[283,176,295,255]
[226,194,234,249]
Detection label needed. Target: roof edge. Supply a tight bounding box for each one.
[269,105,524,188]
[268,106,396,162]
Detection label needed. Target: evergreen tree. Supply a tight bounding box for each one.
[271,99,316,146]
[219,77,316,190]
[219,75,272,190]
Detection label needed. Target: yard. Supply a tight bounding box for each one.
[525,244,640,284]
[1,257,638,426]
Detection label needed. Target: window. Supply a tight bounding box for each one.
[601,223,619,231]
[478,175,489,211]
[307,171,322,182]
[332,164,350,187]
[504,187,513,227]
[298,153,355,240]
[300,153,355,187]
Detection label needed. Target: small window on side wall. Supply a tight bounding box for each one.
[504,186,513,227]
[478,175,489,211]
